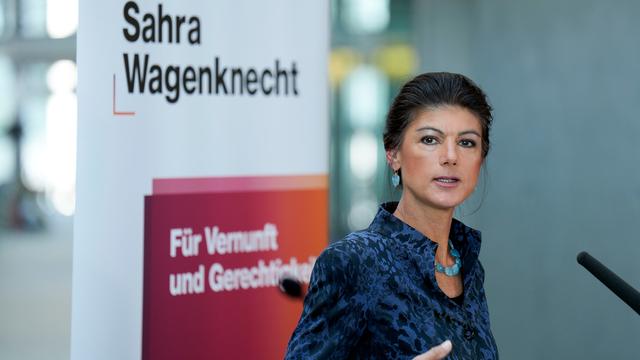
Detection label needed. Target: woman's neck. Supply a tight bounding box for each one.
[393,196,454,252]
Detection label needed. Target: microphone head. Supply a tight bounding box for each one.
[576,251,589,265]
[279,276,303,299]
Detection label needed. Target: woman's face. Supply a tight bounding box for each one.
[392,106,484,211]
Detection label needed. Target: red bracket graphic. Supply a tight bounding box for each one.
[113,74,136,116]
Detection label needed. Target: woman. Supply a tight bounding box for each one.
[285,72,498,359]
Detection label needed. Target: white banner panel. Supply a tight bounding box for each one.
[73,1,328,359]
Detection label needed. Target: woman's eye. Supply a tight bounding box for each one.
[459,139,476,148]
[421,136,438,145]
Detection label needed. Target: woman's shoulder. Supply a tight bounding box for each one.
[314,229,389,277]
[325,228,387,258]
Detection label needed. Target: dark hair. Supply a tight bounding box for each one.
[383,72,493,158]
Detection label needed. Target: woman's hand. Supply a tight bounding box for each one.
[412,340,452,360]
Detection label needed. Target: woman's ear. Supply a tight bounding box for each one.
[386,149,401,171]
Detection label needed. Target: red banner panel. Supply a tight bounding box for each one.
[143,188,327,360]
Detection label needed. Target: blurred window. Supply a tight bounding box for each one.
[0,0,77,221]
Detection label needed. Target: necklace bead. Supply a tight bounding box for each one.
[435,240,461,276]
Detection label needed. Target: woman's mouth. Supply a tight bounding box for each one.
[434,177,460,187]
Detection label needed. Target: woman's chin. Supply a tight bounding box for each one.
[407,185,471,210]
[422,194,466,210]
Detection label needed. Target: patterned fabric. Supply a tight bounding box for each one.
[285,202,498,359]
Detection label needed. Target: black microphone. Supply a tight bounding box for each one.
[577,251,640,315]
[279,275,305,300]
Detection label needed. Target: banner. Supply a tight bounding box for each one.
[73,1,328,359]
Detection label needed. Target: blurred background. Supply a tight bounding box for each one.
[1,0,639,359]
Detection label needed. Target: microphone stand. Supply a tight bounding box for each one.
[577,251,640,316]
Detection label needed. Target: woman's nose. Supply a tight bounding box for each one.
[440,140,458,166]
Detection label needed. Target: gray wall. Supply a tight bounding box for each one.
[414,0,640,358]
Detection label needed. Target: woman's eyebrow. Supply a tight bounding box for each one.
[416,127,481,137]
[458,130,481,137]
[416,126,444,134]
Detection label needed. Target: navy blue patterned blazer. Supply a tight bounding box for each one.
[285,202,498,359]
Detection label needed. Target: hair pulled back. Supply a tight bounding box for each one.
[383,72,493,158]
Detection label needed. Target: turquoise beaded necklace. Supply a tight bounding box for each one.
[434,239,461,276]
